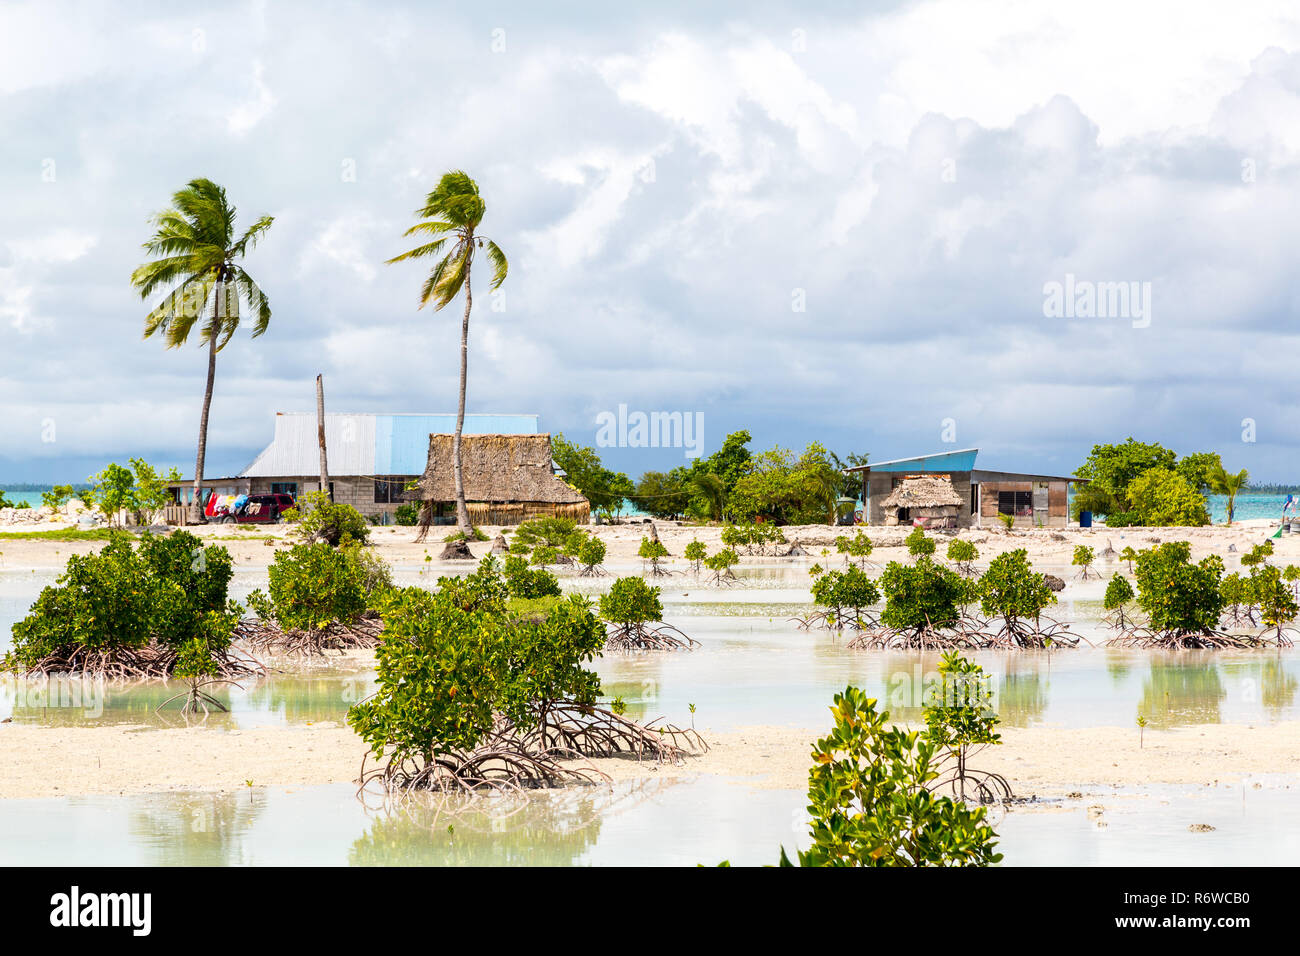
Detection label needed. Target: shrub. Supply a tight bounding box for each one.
[721,521,785,554]
[1126,468,1210,527]
[41,485,80,510]
[1104,573,1134,610]
[779,686,1002,867]
[503,554,562,599]
[394,502,421,526]
[445,527,490,542]
[809,565,880,627]
[513,516,577,549]
[4,531,240,677]
[923,652,1009,803]
[703,546,739,583]
[530,545,560,568]
[1249,565,1298,635]
[835,531,874,568]
[286,491,370,546]
[1133,542,1224,637]
[946,539,978,575]
[576,535,607,575]
[258,542,369,634]
[637,536,670,575]
[684,539,706,572]
[878,557,966,632]
[1119,546,1138,571]
[598,576,663,625]
[906,526,936,558]
[1240,540,1274,568]
[978,549,1057,632]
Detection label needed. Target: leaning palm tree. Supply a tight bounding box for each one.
[1210,464,1249,525]
[386,171,508,534]
[131,179,273,523]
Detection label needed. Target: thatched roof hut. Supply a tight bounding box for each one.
[416,433,589,527]
[880,476,963,528]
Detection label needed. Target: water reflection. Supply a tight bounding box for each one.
[125,790,268,866]
[1138,657,1226,728]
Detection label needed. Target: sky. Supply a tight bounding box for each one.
[3,0,1300,484]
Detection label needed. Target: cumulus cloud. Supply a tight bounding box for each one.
[2,0,1300,483]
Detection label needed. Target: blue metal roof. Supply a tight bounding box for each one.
[858,448,980,473]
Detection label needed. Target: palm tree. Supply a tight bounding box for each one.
[386,171,508,534]
[687,473,727,522]
[1210,464,1249,524]
[131,179,273,523]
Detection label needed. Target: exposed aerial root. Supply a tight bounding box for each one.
[157,678,242,718]
[791,609,879,631]
[6,642,264,681]
[578,565,609,578]
[604,622,700,651]
[235,615,384,657]
[706,570,739,587]
[356,705,706,802]
[847,615,1082,650]
[528,702,709,761]
[928,765,1014,805]
[1103,627,1287,649]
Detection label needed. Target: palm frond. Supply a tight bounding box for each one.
[386,237,450,266]
[232,267,272,338]
[483,238,508,290]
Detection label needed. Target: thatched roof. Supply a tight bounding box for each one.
[416,433,588,504]
[880,476,962,509]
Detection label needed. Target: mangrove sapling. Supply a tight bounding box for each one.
[1106,542,1236,649]
[847,557,976,649]
[1102,573,1137,630]
[512,516,577,550]
[797,565,880,630]
[1136,714,1147,749]
[1240,540,1274,569]
[835,531,875,569]
[502,555,562,600]
[348,560,702,796]
[977,550,1078,648]
[238,542,386,655]
[158,634,241,718]
[598,576,699,651]
[637,536,673,577]
[923,653,1012,804]
[3,531,258,680]
[702,547,740,586]
[1218,572,1256,629]
[906,526,936,559]
[1248,565,1299,646]
[1120,546,1139,573]
[1284,565,1300,601]
[286,491,370,547]
[945,538,978,577]
[575,535,608,577]
[530,545,561,569]
[1072,545,1098,580]
[773,686,1002,867]
[684,539,707,576]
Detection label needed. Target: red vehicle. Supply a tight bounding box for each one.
[205,492,296,524]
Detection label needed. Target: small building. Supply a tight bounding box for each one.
[846,448,1087,529]
[415,433,589,526]
[879,475,963,528]
[168,412,540,518]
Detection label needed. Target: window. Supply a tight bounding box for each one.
[374,476,407,504]
[997,491,1033,517]
[270,482,298,499]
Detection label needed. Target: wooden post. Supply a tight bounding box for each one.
[316,374,330,499]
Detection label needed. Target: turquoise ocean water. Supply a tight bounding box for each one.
[2,489,1296,524]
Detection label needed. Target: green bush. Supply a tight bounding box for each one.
[1072,545,1095,570]
[4,531,237,675]
[1104,573,1134,611]
[1133,542,1224,636]
[978,549,1056,630]
[946,539,978,573]
[444,527,490,542]
[684,539,706,571]
[394,502,421,526]
[703,547,739,577]
[286,491,370,546]
[503,554,562,599]
[255,542,369,634]
[878,557,966,632]
[835,531,874,567]
[1249,565,1298,632]
[513,516,577,549]
[906,526,936,558]
[347,560,605,773]
[810,565,880,626]
[576,535,607,572]
[779,686,1002,867]
[598,576,663,625]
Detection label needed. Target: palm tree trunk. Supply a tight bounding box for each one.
[453,257,473,534]
[190,288,221,524]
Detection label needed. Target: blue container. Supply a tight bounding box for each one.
[1079,510,1092,528]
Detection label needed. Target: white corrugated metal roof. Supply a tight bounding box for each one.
[241,413,376,477]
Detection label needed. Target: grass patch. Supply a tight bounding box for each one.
[0,528,119,541]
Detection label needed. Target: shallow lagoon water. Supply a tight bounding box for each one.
[2,561,1299,865]
[2,776,1295,867]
